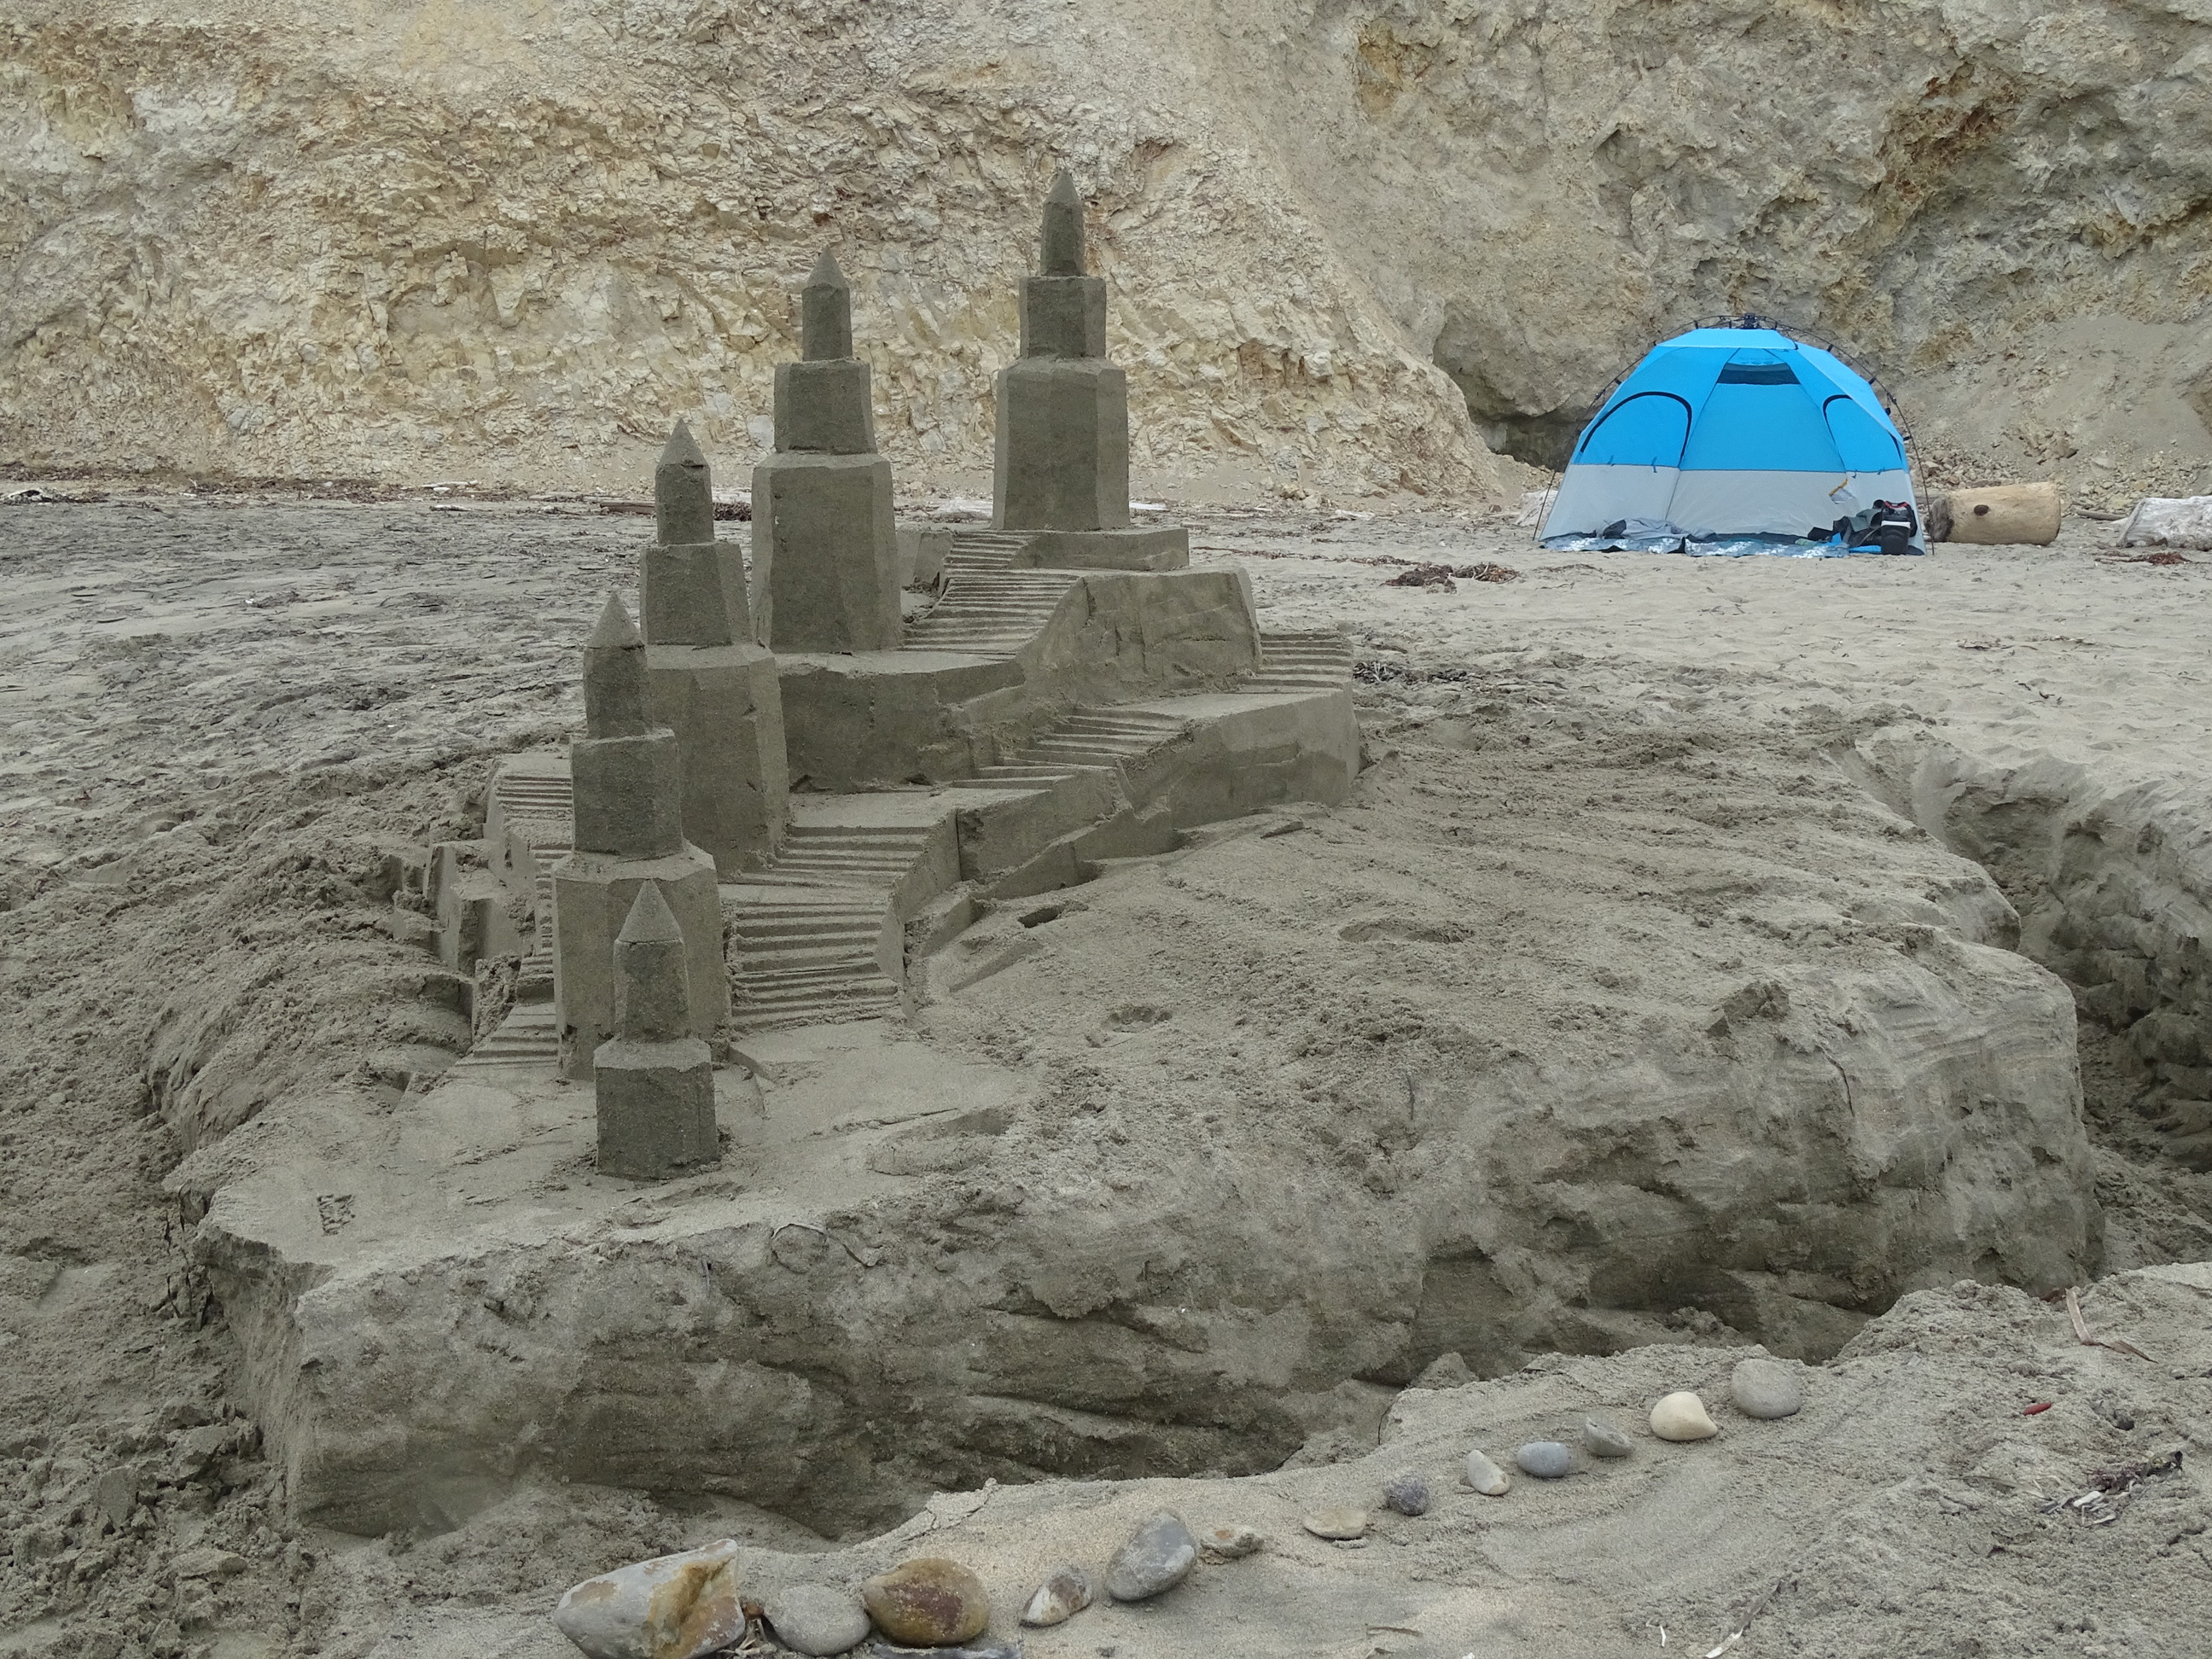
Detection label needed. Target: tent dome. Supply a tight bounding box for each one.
[1540,326,1917,544]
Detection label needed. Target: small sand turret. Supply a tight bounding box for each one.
[592,881,720,1180]
[752,251,901,653]
[993,170,1189,570]
[551,592,728,1077]
[638,423,789,876]
[801,250,854,362]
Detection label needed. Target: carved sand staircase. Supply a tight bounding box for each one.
[723,882,904,1032]
[451,765,570,1073]
[1249,627,1354,691]
[900,531,1081,657]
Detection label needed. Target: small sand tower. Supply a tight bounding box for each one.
[592,880,720,1180]
[992,170,1189,569]
[641,422,789,876]
[752,252,901,652]
[550,593,728,1078]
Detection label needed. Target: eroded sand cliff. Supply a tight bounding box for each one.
[7,2,2212,505]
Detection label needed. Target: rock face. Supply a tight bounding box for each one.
[12,5,2209,503]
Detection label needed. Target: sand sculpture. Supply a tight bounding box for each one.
[592,881,721,1179]
[642,422,789,875]
[754,252,902,652]
[550,593,728,1078]
[994,171,1191,571]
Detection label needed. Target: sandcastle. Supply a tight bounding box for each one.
[185,175,1378,1535]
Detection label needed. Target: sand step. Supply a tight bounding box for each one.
[452,1002,559,1073]
[724,827,933,1032]
[1242,627,1353,691]
[905,554,1081,658]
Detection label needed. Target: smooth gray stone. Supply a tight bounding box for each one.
[762,1582,870,1656]
[1382,1470,1431,1516]
[1104,1509,1197,1601]
[1583,1416,1634,1458]
[1515,1441,1573,1479]
[1732,1357,1805,1420]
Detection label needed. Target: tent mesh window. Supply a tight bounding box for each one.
[1714,362,1798,385]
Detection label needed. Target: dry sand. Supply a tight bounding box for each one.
[3,492,2211,1657]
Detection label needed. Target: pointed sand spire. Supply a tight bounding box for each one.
[655,420,715,548]
[802,251,853,361]
[583,592,650,739]
[613,880,691,1040]
[1040,169,1086,276]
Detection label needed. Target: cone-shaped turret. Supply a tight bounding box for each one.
[802,251,853,361]
[1040,169,1086,276]
[583,593,650,739]
[612,881,691,1041]
[655,420,715,549]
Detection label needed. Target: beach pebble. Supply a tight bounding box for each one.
[861,1558,989,1646]
[1583,1417,1634,1458]
[762,1583,870,1656]
[1650,1391,1720,1441]
[1515,1441,1572,1479]
[1731,1358,1804,1420]
[552,1540,745,1659]
[1198,1523,1266,1560]
[1463,1450,1511,1496]
[1301,1507,1369,1540]
[1382,1471,1431,1516]
[1105,1510,1198,1602]
[1019,1564,1094,1627]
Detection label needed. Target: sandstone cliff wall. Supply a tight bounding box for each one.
[5,1,2210,505]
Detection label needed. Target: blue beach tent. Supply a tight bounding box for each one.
[1540,323,1919,551]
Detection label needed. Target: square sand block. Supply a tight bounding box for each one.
[571,732,685,859]
[1013,526,1190,571]
[551,844,726,1080]
[641,539,751,645]
[994,358,1130,533]
[777,651,1025,792]
[647,643,789,878]
[774,359,876,456]
[592,1035,720,1180]
[1019,274,1108,359]
[753,452,899,653]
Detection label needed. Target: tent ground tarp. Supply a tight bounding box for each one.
[1540,525,1924,558]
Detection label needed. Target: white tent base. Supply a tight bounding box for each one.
[1544,466,1917,540]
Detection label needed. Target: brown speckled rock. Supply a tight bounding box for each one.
[862,1557,990,1647]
